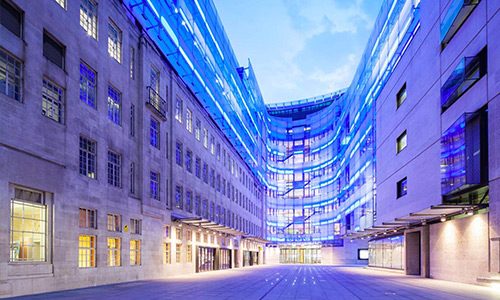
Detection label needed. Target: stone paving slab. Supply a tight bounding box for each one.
[7,265,500,300]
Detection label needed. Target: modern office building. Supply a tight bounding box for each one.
[0,0,498,297]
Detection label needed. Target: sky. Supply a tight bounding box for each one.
[213,0,385,104]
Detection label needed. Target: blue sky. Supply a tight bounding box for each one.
[213,0,384,103]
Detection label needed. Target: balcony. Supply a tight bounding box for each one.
[440,47,487,112]
[146,86,167,120]
[440,0,480,48]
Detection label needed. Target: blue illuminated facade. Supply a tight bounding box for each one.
[123,0,422,244]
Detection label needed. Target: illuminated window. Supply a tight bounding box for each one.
[175,98,183,123]
[43,31,65,69]
[195,118,201,140]
[175,185,183,209]
[185,149,192,173]
[107,20,121,62]
[107,150,121,187]
[107,213,121,232]
[129,47,135,79]
[107,85,121,125]
[130,219,141,235]
[210,135,215,155]
[150,171,160,200]
[186,244,192,263]
[397,177,408,198]
[163,243,171,264]
[10,188,47,262]
[79,136,96,179]
[129,240,141,266]
[79,208,97,229]
[175,244,181,263]
[0,48,22,102]
[78,235,95,268]
[186,108,192,132]
[107,237,121,266]
[396,130,407,153]
[1,0,22,37]
[150,117,160,148]
[196,232,201,242]
[195,157,201,178]
[175,141,183,167]
[396,83,407,108]
[203,128,208,148]
[80,0,97,39]
[79,62,97,108]
[42,78,64,123]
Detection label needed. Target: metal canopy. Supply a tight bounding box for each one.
[344,203,487,240]
[171,215,247,236]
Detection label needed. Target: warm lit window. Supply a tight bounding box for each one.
[42,78,64,123]
[107,237,121,266]
[79,208,97,229]
[107,150,121,187]
[79,136,96,179]
[0,48,22,102]
[10,188,47,262]
[195,118,201,140]
[107,85,121,125]
[129,240,141,266]
[79,62,97,108]
[175,98,183,123]
[80,0,97,39]
[130,219,142,235]
[107,213,121,232]
[150,117,160,148]
[150,171,160,200]
[186,244,192,263]
[175,244,181,263]
[1,0,22,37]
[186,108,192,132]
[396,83,407,108]
[175,185,183,210]
[164,243,171,264]
[185,149,192,173]
[43,31,65,69]
[203,128,208,148]
[397,177,408,198]
[396,130,407,153]
[175,141,183,167]
[78,235,96,268]
[107,20,121,62]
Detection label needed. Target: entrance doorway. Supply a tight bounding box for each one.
[196,246,216,273]
[406,231,421,275]
[279,246,321,264]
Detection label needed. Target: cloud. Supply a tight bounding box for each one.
[308,53,360,92]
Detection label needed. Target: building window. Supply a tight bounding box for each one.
[55,0,66,9]
[107,213,121,232]
[203,128,208,148]
[185,150,193,173]
[80,0,97,39]
[202,162,208,184]
[130,162,136,195]
[396,130,407,153]
[107,150,121,187]
[79,62,97,108]
[186,244,192,263]
[150,171,160,200]
[397,177,408,198]
[216,143,221,160]
[10,188,47,262]
[186,108,192,132]
[210,168,215,188]
[175,244,181,263]
[175,98,183,123]
[164,243,171,264]
[185,190,192,212]
[79,136,96,179]
[78,235,96,268]
[107,20,121,62]
[195,157,201,178]
[129,47,135,79]
[79,208,97,229]
[130,104,135,137]
[107,237,121,266]
[195,118,201,141]
[175,185,183,210]
[396,83,407,108]
[210,136,215,155]
[42,78,64,123]
[175,141,183,167]
[107,85,121,125]
[1,0,22,37]
[130,219,142,235]
[150,117,160,148]
[129,240,141,266]
[176,228,182,241]
[43,31,65,69]
[0,48,22,102]
[441,0,480,48]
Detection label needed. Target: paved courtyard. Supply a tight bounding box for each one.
[10,265,500,300]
